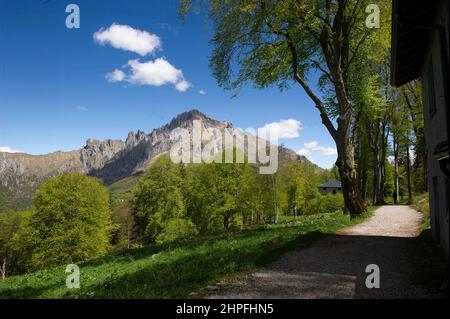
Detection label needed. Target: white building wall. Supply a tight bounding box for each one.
[421,0,449,253]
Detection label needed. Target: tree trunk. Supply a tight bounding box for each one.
[379,123,389,203]
[360,164,367,202]
[223,215,229,231]
[271,175,279,224]
[393,135,399,205]
[367,118,385,205]
[127,220,131,250]
[406,143,412,201]
[336,133,366,217]
[356,126,368,202]
[372,144,385,205]
[1,258,5,281]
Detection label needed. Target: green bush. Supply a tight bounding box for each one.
[319,194,345,214]
[411,193,430,229]
[155,218,198,245]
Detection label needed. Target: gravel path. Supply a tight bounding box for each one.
[209,205,433,299]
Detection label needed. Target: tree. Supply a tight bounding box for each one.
[401,81,426,194]
[389,86,414,204]
[0,212,23,279]
[111,201,134,249]
[132,155,187,243]
[11,174,112,271]
[185,163,223,234]
[212,157,247,231]
[278,163,299,218]
[357,57,391,205]
[277,160,322,216]
[181,0,391,216]
[295,165,322,215]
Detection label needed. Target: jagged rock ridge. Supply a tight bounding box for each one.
[0,109,312,211]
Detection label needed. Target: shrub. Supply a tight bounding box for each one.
[320,194,345,214]
[411,193,430,229]
[155,218,198,245]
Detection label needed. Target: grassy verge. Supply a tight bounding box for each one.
[409,193,430,230]
[409,193,448,298]
[0,209,374,299]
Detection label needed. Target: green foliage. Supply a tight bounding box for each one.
[384,161,395,201]
[277,161,346,217]
[0,211,26,277]
[132,156,186,243]
[0,190,13,213]
[184,163,224,234]
[134,151,254,238]
[110,201,134,250]
[133,152,344,243]
[155,218,198,245]
[10,174,112,271]
[182,0,388,94]
[318,194,345,214]
[209,159,248,231]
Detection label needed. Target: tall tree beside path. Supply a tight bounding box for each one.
[181,0,391,216]
[401,81,427,194]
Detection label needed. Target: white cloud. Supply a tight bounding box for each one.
[96,24,191,92]
[304,141,318,149]
[298,140,337,156]
[94,23,161,56]
[199,89,206,95]
[258,119,302,140]
[106,69,126,82]
[297,148,310,156]
[315,146,337,155]
[0,146,23,153]
[106,58,190,92]
[175,80,191,92]
[76,106,88,112]
[127,58,183,86]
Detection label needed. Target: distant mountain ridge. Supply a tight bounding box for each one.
[0,109,314,211]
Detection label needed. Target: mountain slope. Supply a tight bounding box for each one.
[0,109,315,211]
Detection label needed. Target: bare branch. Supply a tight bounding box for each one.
[285,36,337,139]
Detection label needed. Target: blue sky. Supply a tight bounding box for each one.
[0,0,337,168]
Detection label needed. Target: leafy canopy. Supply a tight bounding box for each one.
[11,174,112,271]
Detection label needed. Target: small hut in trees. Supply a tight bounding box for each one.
[318,180,342,195]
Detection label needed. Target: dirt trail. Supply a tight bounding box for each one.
[209,205,433,299]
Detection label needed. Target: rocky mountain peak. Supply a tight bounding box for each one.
[165,109,223,131]
[126,130,148,148]
[222,120,233,128]
[81,138,125,170]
